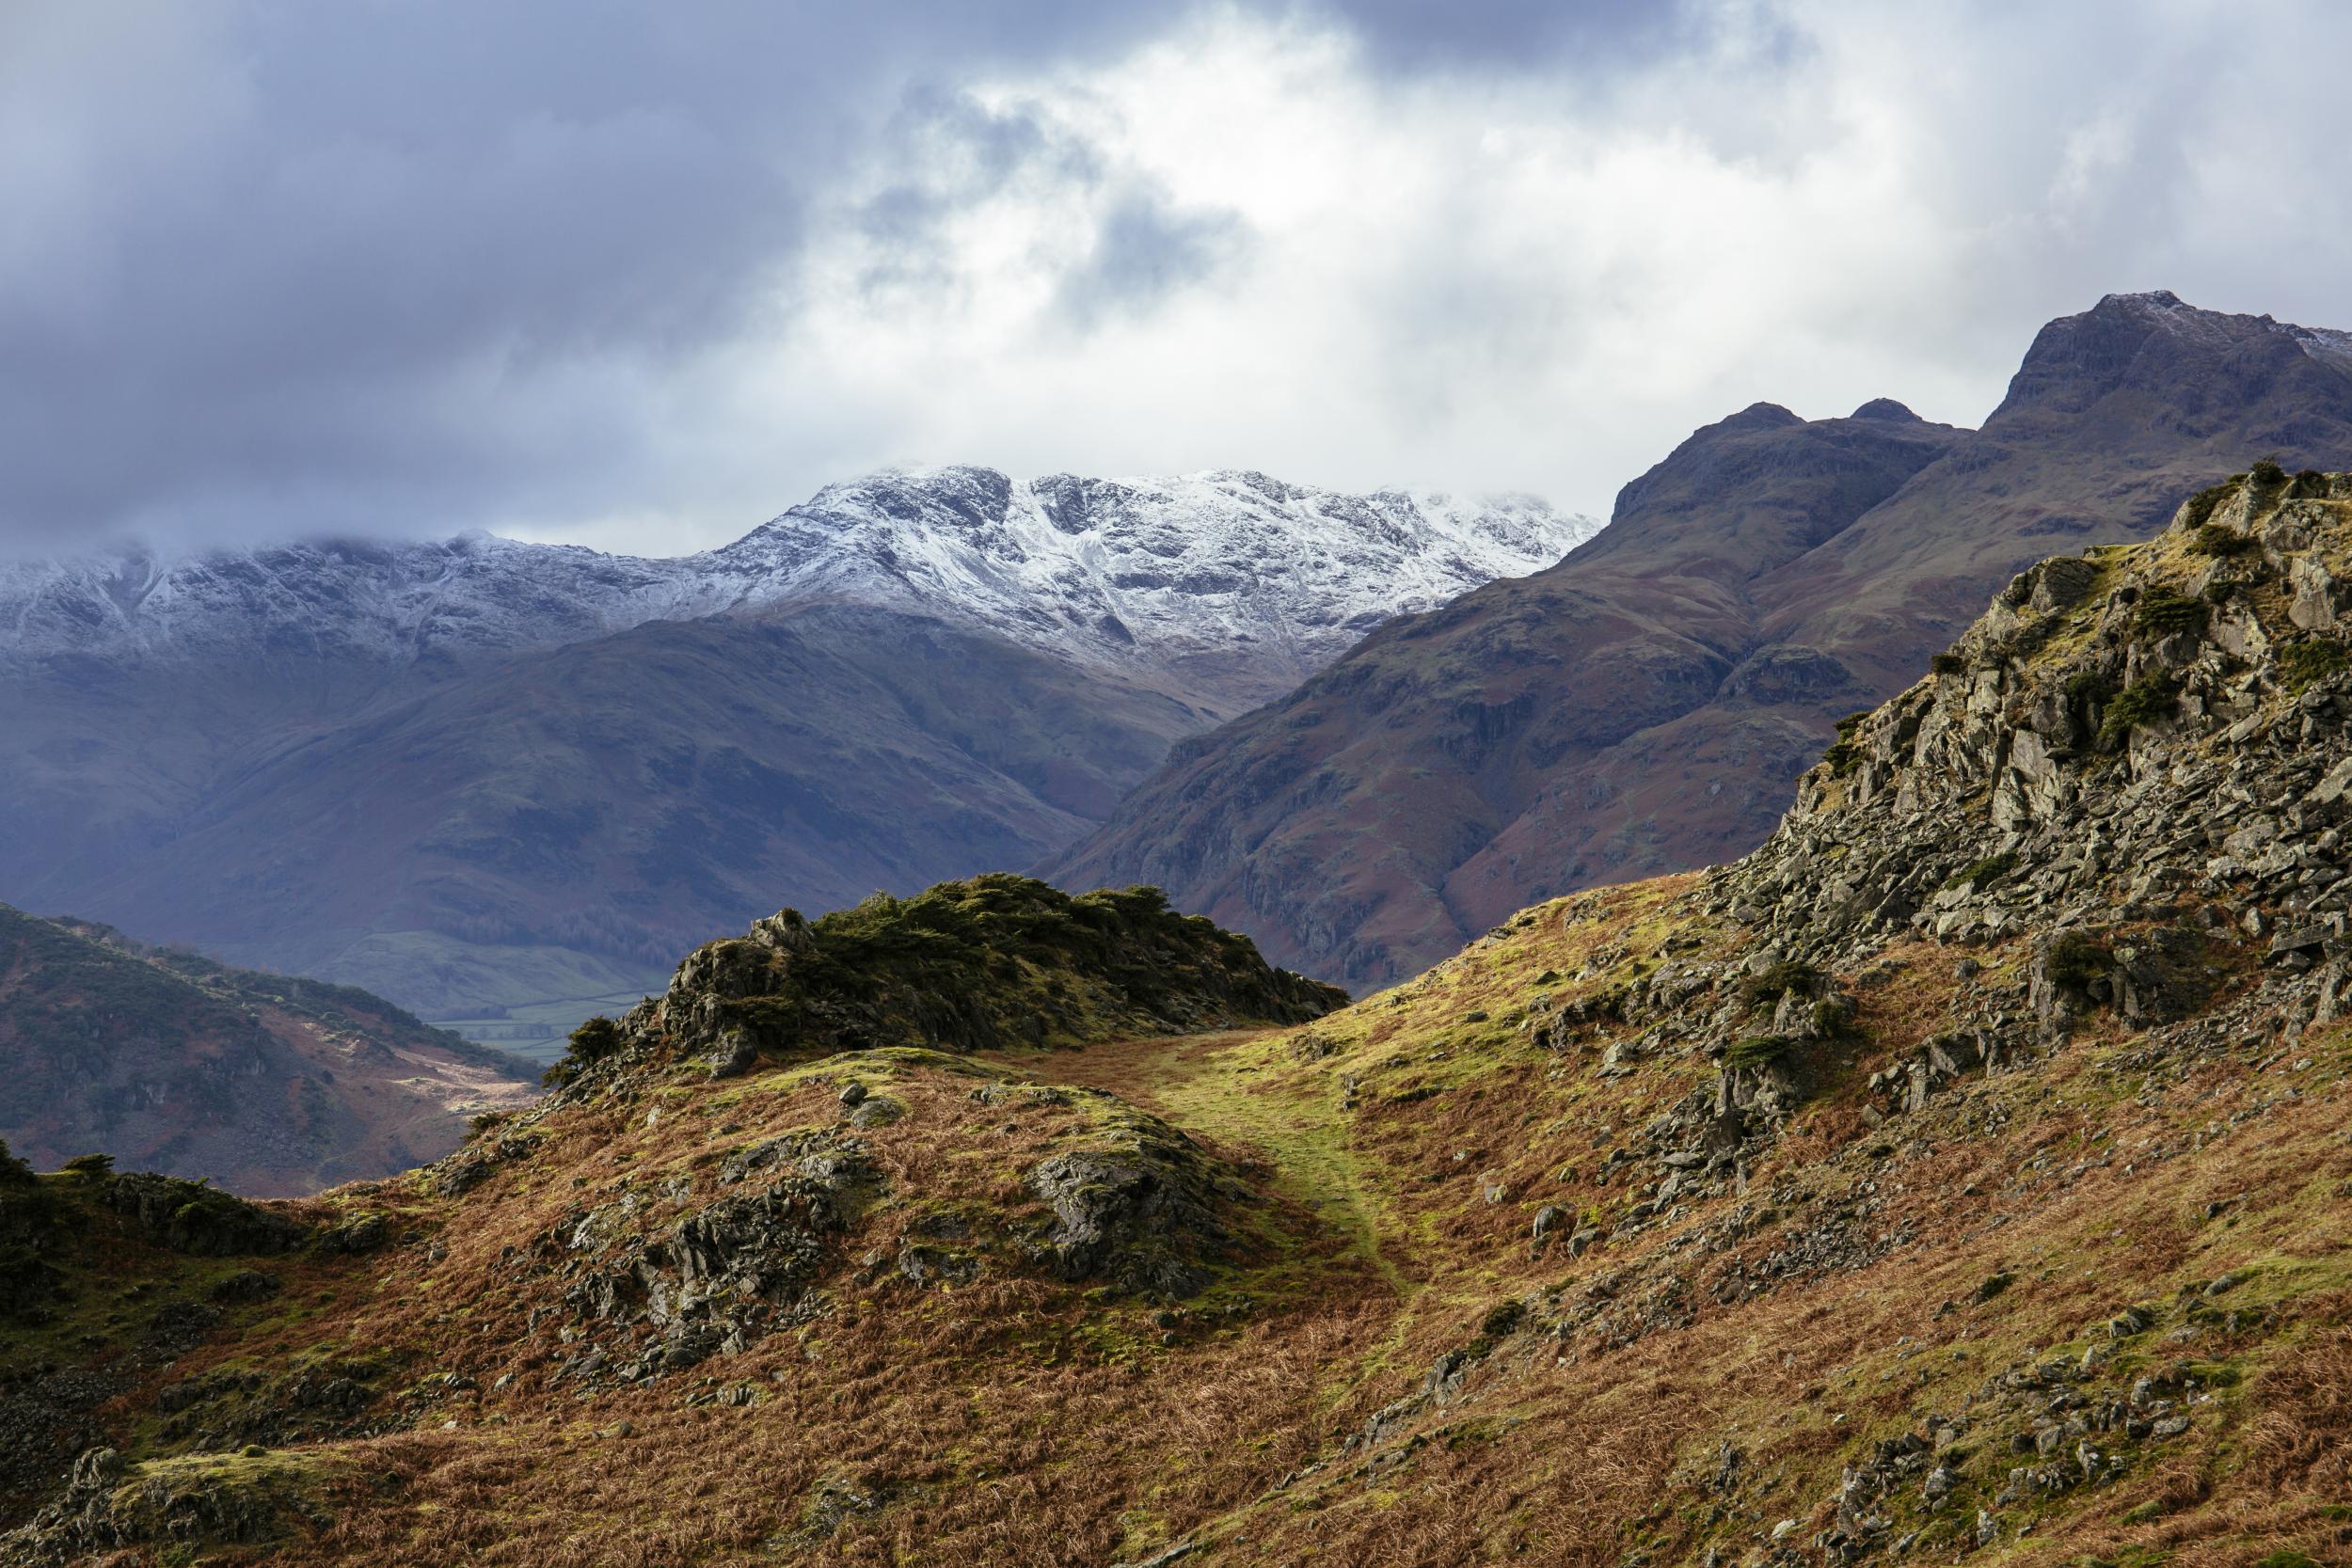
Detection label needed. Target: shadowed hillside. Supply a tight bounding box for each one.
[0,908,534,1196]
[0,470,1588,1027]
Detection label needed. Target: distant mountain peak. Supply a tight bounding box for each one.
[1713,402,1804,435]
[1848,397,1921,422]
[2096,287,2187,311]
[1996,290,2352,422]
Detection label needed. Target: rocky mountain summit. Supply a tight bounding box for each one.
[1053,293,2352,988]
[5,471,2351,1566]
[716,467,1595,713]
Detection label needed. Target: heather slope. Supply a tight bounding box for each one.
[8,473,2352,1568]
[1048,293,2352,989]
[0,908,533,1196]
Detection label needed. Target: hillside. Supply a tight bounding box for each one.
[5,470,2352,1567]
[0,907,534,1196]
[0,470,1589,1027]
[22,608,1217,1020]
[1047,293,2352,988]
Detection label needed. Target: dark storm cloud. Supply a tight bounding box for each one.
[1310,0,1718,70]
[0,0,1741,557]
[1054,191,1249,330]
[0,1,1189,552]
[7,2,2351,559]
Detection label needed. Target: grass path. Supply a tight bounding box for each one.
[977,1030,1408,1300]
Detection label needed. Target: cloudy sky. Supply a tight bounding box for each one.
[4,0,2348,559]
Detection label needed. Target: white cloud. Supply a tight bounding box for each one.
[7,1,2352,558]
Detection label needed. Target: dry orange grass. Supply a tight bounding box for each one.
[35,881,2352,1568]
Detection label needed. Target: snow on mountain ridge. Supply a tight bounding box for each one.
[0,467,1597,705]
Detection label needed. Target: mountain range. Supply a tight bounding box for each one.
[1048,292,2352,985]
[0,471,1593,1022]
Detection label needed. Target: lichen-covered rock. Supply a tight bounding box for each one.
[1712,472,2352,978]
[543,876,1349,1088]
[547,1131,881,1383]
[313,1211,392,1255]
[1023,1104,1250,1299]
[1,1450,337,1565]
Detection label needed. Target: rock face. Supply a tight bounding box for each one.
[1049,293,2352,987]
[5,1449,336,1565]
[1711,467,2352,974]
[0,905,535,1195]
[1024,1103,1248,1299]
[547,1130,882,1383]
[1509,467,2352,1186]
[0,469,1588,1025]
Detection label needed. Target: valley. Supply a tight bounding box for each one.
[0,909,536,1196]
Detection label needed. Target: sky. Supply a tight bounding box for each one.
[3,0,2349,560]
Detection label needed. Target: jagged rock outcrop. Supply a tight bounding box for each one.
[1711,467,2352,969]
[548,874,1346,1087]
[1023,1101,1248,1300]
[544,1130,883,1385]
[3,1449,337,1566]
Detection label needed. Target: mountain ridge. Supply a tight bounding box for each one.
[1048,293,2352,987]
[0,466,1595,714]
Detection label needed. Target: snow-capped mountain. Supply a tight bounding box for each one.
[0,466,1596,709]
[0,463,1593,1026]
[717,467,1594,704]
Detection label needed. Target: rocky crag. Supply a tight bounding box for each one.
[5,474,2352,1566]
